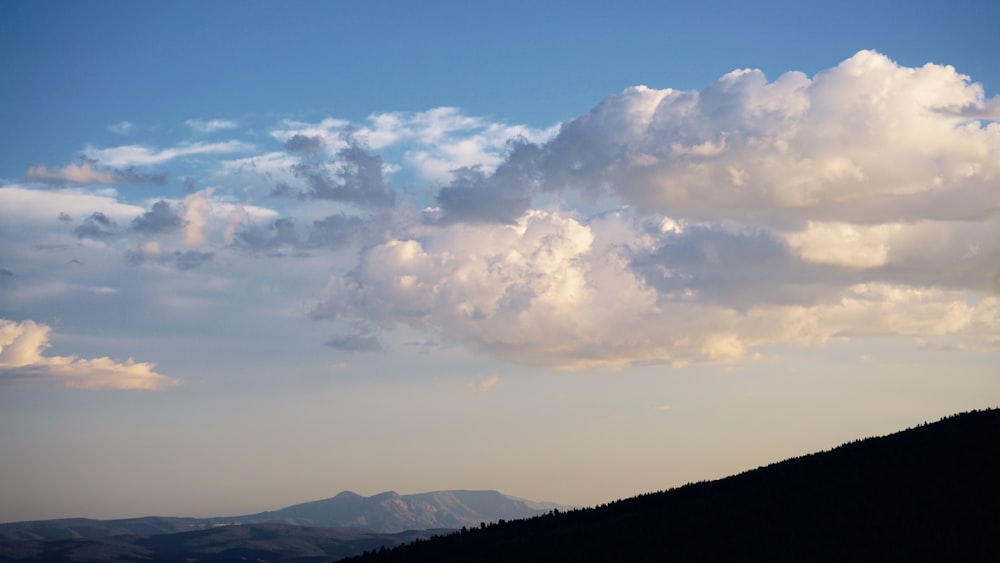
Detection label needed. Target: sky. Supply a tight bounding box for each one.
[1,0,999,522]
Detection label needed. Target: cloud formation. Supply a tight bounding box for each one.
[74,212,119,239]
[286,138,397,207]
[3,50,997,374]
[0,319,177,390]
[552,51,998,223]
[131,200,184,235]
[310,51,1000,368]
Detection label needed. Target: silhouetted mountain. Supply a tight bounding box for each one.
[0,523,447,563]
[0,490,563,541]
[342,409,1000,562]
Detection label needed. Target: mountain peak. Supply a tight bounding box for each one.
[234,489,563,533]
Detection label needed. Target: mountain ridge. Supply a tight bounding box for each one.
[0,490,566,541]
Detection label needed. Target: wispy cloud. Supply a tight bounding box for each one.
[107,121,134,135]
[271,108,559,185]
[325,332,383,352]
[85,140,254,167]
[26,157,166,185]
[472,374,500,393]
[0,318,177,390]
[185,118,239,134]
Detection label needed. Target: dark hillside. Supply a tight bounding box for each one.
[343,409,1000,563]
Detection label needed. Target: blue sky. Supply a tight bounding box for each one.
[2,1,999,522]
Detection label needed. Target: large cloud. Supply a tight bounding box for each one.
[310,51,1000,368]
[0,318,177,390]
[536,50,999,223]
[311,210,1000,368]
[4,51,997,373]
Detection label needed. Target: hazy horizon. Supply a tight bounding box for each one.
[2,1,999,523]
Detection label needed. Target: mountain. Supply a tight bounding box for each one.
[341,409,1000,562]
[0,490,565,541]
[0,523,447,563]
[236,490,563,532]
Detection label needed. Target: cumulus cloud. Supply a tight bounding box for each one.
[272,108,559,185]
[361,107,558,183]
[6,51,998,373]
[533,50,999,224]
[309,51,1000,368]
[0,318,177,390]
[285,137,396,207]
[284,134,325,155]
[131,200,184,235]
[26,157,167,185]
[430,140,543,225]
[74,212,119,239]
[183,189,214,245]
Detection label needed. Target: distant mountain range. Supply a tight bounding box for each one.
[0,489,563,541]
[234,490,564,533]
[0,490,565,561]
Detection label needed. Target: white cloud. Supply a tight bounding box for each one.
[272,108,559,185]
[185,118,239,134]
[0,318,177,390]
[85,140,255,167]
[311,82,1000,370]
[183,189,214,246]
[6,50,999,376]
[785,222,902,269]
[539,51,999,224]
[0,185,144,225]
[312,211,667,368]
